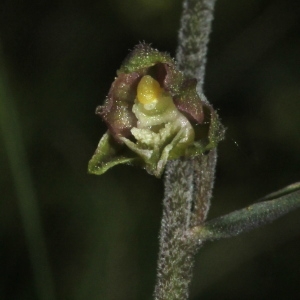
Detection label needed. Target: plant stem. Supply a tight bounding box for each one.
[154,0,217,299]
[176,0,217,88]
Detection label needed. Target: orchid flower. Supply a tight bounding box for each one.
[88,43,224,177]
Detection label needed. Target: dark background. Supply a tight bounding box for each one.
[1,0,300,299]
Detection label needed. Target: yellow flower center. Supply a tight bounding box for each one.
[137,75,162,105]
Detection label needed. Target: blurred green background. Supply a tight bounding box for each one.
[1,0,300,299]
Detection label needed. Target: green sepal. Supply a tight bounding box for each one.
[88,132,138,175]
[118,43,173,74]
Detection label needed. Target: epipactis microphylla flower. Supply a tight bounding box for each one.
[88,43,224,177]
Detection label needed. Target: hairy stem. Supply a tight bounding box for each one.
[176,0,217,88]
[154,0,217,299]
[154,159,198,300]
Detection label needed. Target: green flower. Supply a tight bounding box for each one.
[88,43,224,177]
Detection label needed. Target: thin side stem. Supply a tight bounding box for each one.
[154,1,217,299]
